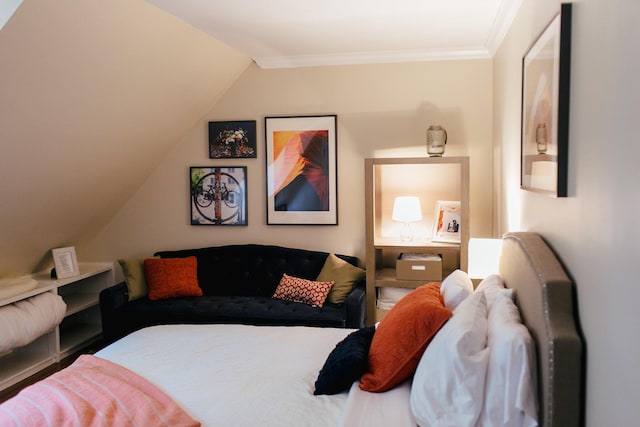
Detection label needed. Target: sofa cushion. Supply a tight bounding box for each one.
[144,257,202,301]
[119,296,347,328]
[154,245,360,298]
[317,253,366,305]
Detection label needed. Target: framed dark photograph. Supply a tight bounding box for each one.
[209,120,257,158]
[190,166,247,225]
[265,115,338,225]
[521,3,571,197]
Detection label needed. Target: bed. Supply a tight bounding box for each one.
[0,232,583,427]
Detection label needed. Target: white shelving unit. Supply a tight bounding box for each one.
[0,262,114,391]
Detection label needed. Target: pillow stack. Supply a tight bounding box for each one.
[476,277,538,427]
[312,268,539,427]
[408,271,538,427]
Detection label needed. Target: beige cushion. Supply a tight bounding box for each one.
[317,254,365,304]
[118,258,148,301]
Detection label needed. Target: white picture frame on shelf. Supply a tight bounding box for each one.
[432,201,461,243]
[52,246,80,279]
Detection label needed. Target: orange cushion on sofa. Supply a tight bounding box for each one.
[144,257,202,301]
[359,283,452,392]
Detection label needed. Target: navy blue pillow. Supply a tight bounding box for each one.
[314,326,376,395]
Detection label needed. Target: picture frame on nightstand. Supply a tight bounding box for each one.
[432,201,461,243]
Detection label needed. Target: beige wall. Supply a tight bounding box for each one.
[494,0,640,424]
[0,0,250,276]
[82,60,494,276]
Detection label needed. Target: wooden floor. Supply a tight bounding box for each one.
[0,341,107,404]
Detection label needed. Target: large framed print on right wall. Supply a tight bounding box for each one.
[520,3,571,197]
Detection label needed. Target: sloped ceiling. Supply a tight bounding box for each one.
[0,0,251,276]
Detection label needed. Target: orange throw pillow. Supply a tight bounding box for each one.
[359,283,452,392]
[144,257,202,301]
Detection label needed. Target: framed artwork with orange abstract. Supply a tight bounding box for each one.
[264,115,337,225]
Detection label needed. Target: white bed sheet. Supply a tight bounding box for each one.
[339,379,417,427]
[95,324,354,427]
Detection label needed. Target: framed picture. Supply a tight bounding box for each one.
[209,120,257,158]
[432,201,461,243]
[520,3,572,197]
[265,115,338,225]
[190,166,247,225]
[52,246,80,279]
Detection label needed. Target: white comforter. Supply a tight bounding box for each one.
[0,292,66,352]
[95,324,354,427]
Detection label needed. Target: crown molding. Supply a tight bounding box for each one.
[254,47,492,69]
[486,0,523,55]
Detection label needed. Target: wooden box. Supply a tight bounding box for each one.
[396,253,442,281]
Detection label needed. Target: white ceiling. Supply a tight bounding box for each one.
[146,0,522,69]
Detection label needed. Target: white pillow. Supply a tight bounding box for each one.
[477,292,538,427]
[410,290,489,427]
[439,269,473,310]
[475,274,513,311]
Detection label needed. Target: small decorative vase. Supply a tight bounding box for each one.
[426,125,447,157]
[536,123,548,154]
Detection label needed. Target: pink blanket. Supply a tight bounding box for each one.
[0,354,200,427]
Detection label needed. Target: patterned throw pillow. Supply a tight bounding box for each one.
[272,273,334,307]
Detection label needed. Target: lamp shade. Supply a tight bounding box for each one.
[468,238,502,279]
[392,197,422,223]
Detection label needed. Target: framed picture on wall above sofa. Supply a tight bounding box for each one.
[264,115,338,225]
[190,166,248,226]
[208,120,257,159]
[520,3,571,197]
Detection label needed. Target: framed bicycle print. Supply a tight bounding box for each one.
[432,200,461,243]
[190,166,247,225]
[264,115,338,225]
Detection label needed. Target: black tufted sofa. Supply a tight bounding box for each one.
[99,244,366,343]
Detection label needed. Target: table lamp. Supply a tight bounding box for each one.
[468,238,502,283]
[392,196,422,241]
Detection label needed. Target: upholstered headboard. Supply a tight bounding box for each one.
[499,232,583,427]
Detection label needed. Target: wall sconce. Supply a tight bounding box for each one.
[468,238,502,281]
[426,125,447,157]
[392,196,422,241]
